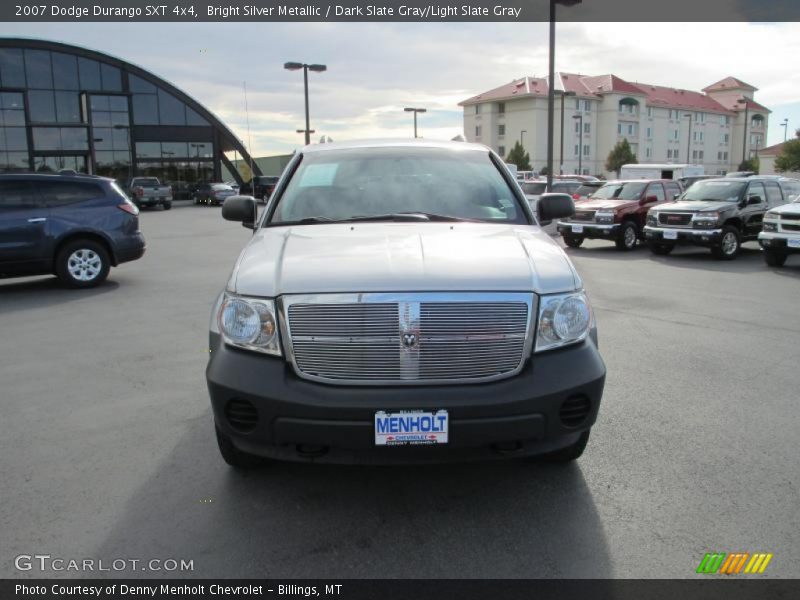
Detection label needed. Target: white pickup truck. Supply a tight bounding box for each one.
[206,140,606,468]
[759,196,800,266]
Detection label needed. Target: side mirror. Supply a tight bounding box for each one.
[641,194,659,204]
[672,193,681,200]
[747,195,762,205]
[537,193,575,224]
[222,195,258,229]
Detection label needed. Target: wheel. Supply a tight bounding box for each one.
[162,201,172,210]
[711,226,740,260]
[215,425,264,469]
[55,239,111,288]
[763,249,787,267]
[615,221,638,251]
[544,430,590,463]
[648,242,674,255]
[563,235,584,248]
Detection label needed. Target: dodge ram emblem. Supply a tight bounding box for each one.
[402,333,418,348]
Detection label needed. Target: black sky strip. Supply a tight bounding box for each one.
[3,0,800,22]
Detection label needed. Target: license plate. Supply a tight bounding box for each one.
[663,230,678,240]
[374,410,449,446]
[572,224,584,233]
[788,239,800,248]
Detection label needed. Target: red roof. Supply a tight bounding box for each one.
[461,72,765,116]
[758,141,786,156]
[703,76,758,93]
[713,95,771,114]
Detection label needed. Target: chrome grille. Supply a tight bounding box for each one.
[283,293,533,385]
[573,210,596,222]
[659,212,693,226]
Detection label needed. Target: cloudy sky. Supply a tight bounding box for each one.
[3,21,800,156]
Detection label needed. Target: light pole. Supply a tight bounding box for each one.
[781,118,789,142]
[546,0,582,191]
[737,97,750,164]
[684,113,693,163]
[572,114,583,175]
[284,61,327,145]
[403,107,427,138]
[558,90,576,174]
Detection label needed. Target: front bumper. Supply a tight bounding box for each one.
[644,225,722,246]
[206,332,606,464]
[758,231,800,254]
[557,221,619,239]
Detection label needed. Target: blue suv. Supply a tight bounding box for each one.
[0,173,146,288]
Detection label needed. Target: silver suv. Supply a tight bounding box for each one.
[206,140,606,467]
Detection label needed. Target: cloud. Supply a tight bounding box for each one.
[3,21,800,153]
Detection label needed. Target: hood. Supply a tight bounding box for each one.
[576,199,636,211]
[229,223,580,297]
[772,202,800,217]
[656,200,736,213]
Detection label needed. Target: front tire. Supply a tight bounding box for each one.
[563,235,584,248]
[648,242,674,255]
[763,249,787,267]
[615,221,638,251]
[215,425,264,469]
[162,201,172,210]
[711,226,740,260]
[55,239,110,288]
[545,430,590,463]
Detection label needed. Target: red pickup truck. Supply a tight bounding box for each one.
[556,179,682,250]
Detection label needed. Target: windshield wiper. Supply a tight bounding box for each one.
[344,212,477,223]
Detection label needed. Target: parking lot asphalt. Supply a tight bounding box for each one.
[1,203,798,579]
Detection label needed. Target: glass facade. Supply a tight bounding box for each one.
[0,40,250,190]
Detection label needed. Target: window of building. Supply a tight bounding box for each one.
[0,92,29,172]
[673,129,680,140]
[24,49,53,89]
[132,94,159,125]
[751,115,764,128]
[576,120,582,133]
[667,149,672,159]
[673,149,679,159]
[498,145,505,157]
[100,64,122,92]
[0,48,27,87]
[720,115,730,126]
[646,147,652,158]
[77,57,102,90]
[32,126,89,151]
[574,144,580,157]
[583,144,590,156]
[722,133,730,144]
[497,102,505,114]
[498,124,505,136]
[51,53,79,90]
[647,106,653,117]
[157,89,186,125]
[646,127,652,139]
[475,125,481,137]
[627,123,636,135]
[584,122,591,134]
[475,105,481,115]
[699,150,704,160]
[723,151,728,160]
[618,124,622,135]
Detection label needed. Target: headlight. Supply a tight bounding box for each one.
[647,212,658,226]
[595,211,615,224]
[762,221,777,232]
[535,291,593,353]
[692,212,720,228]
[764,212,779,220]
[217,293,281,356]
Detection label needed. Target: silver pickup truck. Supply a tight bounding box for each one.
[127,177,172,210]
[206,140,606,468]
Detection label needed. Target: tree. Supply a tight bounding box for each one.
[738,158,759,173]
[774,138,800,173]
[505,141,531,170]
[539,165,549,176]
[605,139,637,177]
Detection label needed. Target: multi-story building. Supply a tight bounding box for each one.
[460,73,770,178]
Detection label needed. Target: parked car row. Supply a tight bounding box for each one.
[556,175,800,266]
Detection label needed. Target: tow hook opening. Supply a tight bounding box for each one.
[492,441,524,455]
[296,444,329,458]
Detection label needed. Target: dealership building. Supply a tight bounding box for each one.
[0,38,260,191]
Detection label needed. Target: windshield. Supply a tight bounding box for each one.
[270,147,528,225]
[521,181,547,195]
[134,178,159,186]
[576,184,601,197]
[592,182,646,200]
[682,180,746,202]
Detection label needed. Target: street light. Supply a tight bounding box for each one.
[572,114,583,175]
[546,0,582,191]
[558,90,576,174]
[284,61,327,145]
[737,97,750,164]
[403,107,427,138]
[684,113,693,163]
[781,118,789,142]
